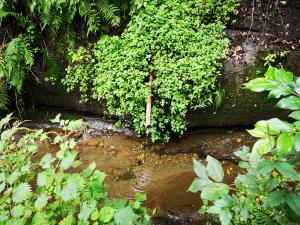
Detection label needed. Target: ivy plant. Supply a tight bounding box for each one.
[63,0,240,142]
[0,114,150,224]
[189,66,300,225]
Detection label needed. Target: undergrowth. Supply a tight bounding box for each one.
[63,0,240,142]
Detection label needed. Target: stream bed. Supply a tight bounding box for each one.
[29,117,255,225]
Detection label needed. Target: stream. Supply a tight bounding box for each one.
[28,116,256,225]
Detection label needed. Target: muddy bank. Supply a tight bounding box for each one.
[33,123,255,225]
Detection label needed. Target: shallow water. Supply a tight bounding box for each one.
[33,123,255,224]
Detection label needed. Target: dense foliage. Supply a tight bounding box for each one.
[0,0,129,111]
[0,114,150,224]
[63,0,239,142]
[189,66,300,224]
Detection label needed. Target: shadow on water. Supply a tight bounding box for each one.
[29,118,255,225]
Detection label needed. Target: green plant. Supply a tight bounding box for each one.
[189,66,300,225]
[63,0,240,142]
[0,0,129,111]
[0,113,150,224]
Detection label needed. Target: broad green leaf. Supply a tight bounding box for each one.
[246,128,267,138]
[99,206,115,223]
[264,191,287,207]
[114,207,134,225]
[289,110,300,121]
[249,149,261,167]
[268,85,292,99]
[60,151,77,170]
[252,137,275,155]
[201,183,229,201]
[286,193,300,216]
[265,66,276,80]
[219,209,232,225]
[235,174,257,186]
[135,193,147,202]
[276,96,300,110]
[268,118,293,134]
[276,133,294,155]
[192,159,208,179]
[274,68,293,84]
[254,120,268,132]
[82,162,96,177]
[34,193,48,210]
[206,155,224,182]
[207,206,222,214]
[28,143,38,152]
[12,183,31,203]
[240,205,249,222]
[188,178,212,193]
[254,160,275,175]
[276,162,300,181]
[294,134,300,152]
[244,78,276,92]
[67,119,83,131]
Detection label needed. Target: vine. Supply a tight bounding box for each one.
[63,0,240,142]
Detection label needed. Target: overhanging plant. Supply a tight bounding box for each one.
[188,66,300,225]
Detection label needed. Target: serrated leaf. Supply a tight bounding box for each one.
[12,183,31,203]
[206,155,224,182]
[60,151,77,170]
[99,206,116,223]
[39,153,52,169]
[254,160,275,175]
[286,193,300,216]
[276,162,300,181]
[264,191,287,208]
[82,162,96,177]
[60,178,78,201]
[0,113,12,130]
[34,193,48,210]
[201,183,229,201]
[59,215,74,225]
[114,207,134,225]
[219,209,232,225]
[11,205,25,218]
[78,201,96,221]
[37,172,49,187]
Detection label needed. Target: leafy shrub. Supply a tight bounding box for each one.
[189,66,300,225]
[0,0,129,110]
[0,114,150,224]
[63,0,240,142]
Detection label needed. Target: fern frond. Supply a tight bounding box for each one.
[0,80,9,110]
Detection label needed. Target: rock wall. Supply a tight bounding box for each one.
[26,0,300,127]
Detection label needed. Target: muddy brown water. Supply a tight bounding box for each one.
[33,124,255,225]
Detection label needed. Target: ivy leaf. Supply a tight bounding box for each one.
[99,206,116,223]
[192,159,208,179]
[206,156,224,182]
[264,191,287,208]
[114,207,134,225]
[276,162,300,181]
[34,193,48,210]
[12,183,31,203]
[276,96,300,110]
